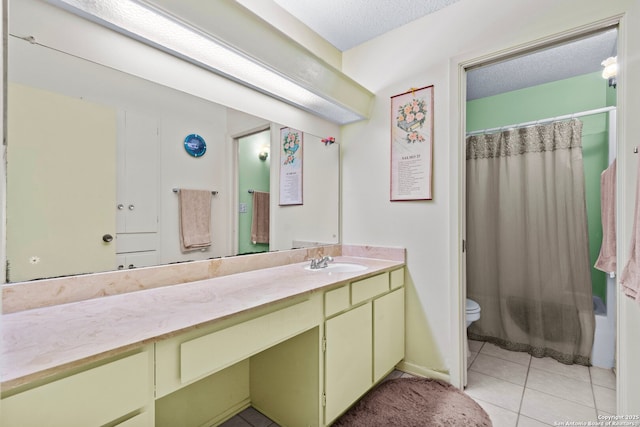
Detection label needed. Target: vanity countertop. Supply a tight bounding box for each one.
[1,256,403,391]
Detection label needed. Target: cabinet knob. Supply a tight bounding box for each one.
[128,204,135,211]
[117,204,124,210]
[118,265,124,270]
[102,234,114,243]
[128,264,135,269]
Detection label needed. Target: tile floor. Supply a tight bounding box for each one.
[466,339,617,427]
[219,340,617,427]
[219,406,279,427]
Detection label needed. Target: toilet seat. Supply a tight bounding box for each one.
[466,298,481,325]
[466,298,480,314]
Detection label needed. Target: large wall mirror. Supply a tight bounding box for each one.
[5,0,340,283]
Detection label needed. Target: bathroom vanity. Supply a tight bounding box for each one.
[1,246,405,427]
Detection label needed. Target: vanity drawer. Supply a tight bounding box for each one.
[351,273,389,305]
[179,299,316,385]
[325,285,350,317]
[390,268,405,289]
[1,350,151,427]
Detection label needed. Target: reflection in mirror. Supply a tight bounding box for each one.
[6,5,339,283]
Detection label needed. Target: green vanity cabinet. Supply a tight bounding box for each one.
[374,287,405,382]
[324,302,373,423]
[1,348,154,427]
[1,264,404,427]
[323,268,405,425]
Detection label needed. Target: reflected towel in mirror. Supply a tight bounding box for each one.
[179,189,212,251]
[251,191,270,244]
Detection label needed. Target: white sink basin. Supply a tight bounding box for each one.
[305,262,368,273]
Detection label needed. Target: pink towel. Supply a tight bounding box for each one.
[179,189,212,251]
[595,160,616,273]
[621,156,640,302]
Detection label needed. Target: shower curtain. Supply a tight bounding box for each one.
[466,119,595,365]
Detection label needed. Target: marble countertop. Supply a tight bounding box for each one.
[1,256,403,391]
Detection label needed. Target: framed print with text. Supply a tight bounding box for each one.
[279,127,303,205]
[390,85,434,201]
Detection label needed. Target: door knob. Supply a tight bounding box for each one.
[102,234,114,243]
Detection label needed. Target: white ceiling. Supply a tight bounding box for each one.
[272,0,461,51]
[268,1,617,100]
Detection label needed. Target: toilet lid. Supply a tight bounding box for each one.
[466,298,481,313]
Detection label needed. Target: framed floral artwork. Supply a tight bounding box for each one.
[390,85,434,201]
[279,127,303,205]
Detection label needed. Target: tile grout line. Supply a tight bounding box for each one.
[514,353,533,426]
[589,367,601,416]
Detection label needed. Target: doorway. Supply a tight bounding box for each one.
[236,128,271,255]
[459,26,619,405]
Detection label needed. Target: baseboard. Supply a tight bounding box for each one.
[396,361,450,383]
[198,398,251,427]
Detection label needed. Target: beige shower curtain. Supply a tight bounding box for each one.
[466,119,595,365]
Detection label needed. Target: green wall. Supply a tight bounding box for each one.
[238,130,270,255]
[467,72,616,304]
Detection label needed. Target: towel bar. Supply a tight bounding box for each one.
[172,188,218,195]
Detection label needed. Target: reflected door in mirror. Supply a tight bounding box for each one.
[6,83,117,282]
[116,111,159,269]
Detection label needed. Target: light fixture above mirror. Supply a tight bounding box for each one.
[46,0,373,124]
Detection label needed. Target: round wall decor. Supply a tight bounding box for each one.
[184,134,207,157]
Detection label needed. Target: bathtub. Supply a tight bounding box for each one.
[591,277,616,369]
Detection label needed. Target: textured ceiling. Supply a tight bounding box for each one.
[467,29,618,100]
[272,0,461,51]
[268,1,616,100]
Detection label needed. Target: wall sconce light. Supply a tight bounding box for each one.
[601,56,617,88]
[258,150,269,161]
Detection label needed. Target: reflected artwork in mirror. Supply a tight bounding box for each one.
[4,0,340,283]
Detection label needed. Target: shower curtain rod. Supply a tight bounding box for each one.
[466,106,616,136]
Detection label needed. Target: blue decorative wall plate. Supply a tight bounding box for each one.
[184,134,207,157]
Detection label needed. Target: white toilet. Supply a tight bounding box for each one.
[466,298,481,327]
[465,298,481,360]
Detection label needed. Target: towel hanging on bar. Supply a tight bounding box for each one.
[178,189,212,251]
[250,191,270,244]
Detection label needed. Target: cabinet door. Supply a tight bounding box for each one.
[324,302,372,424]
[373,288,405,382]
[117,110,158,234]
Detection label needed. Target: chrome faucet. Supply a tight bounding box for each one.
[310,256,334,269]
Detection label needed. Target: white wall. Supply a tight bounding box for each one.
[158,104,231,263]
[270,131,340,251]
[340,0,640,412]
